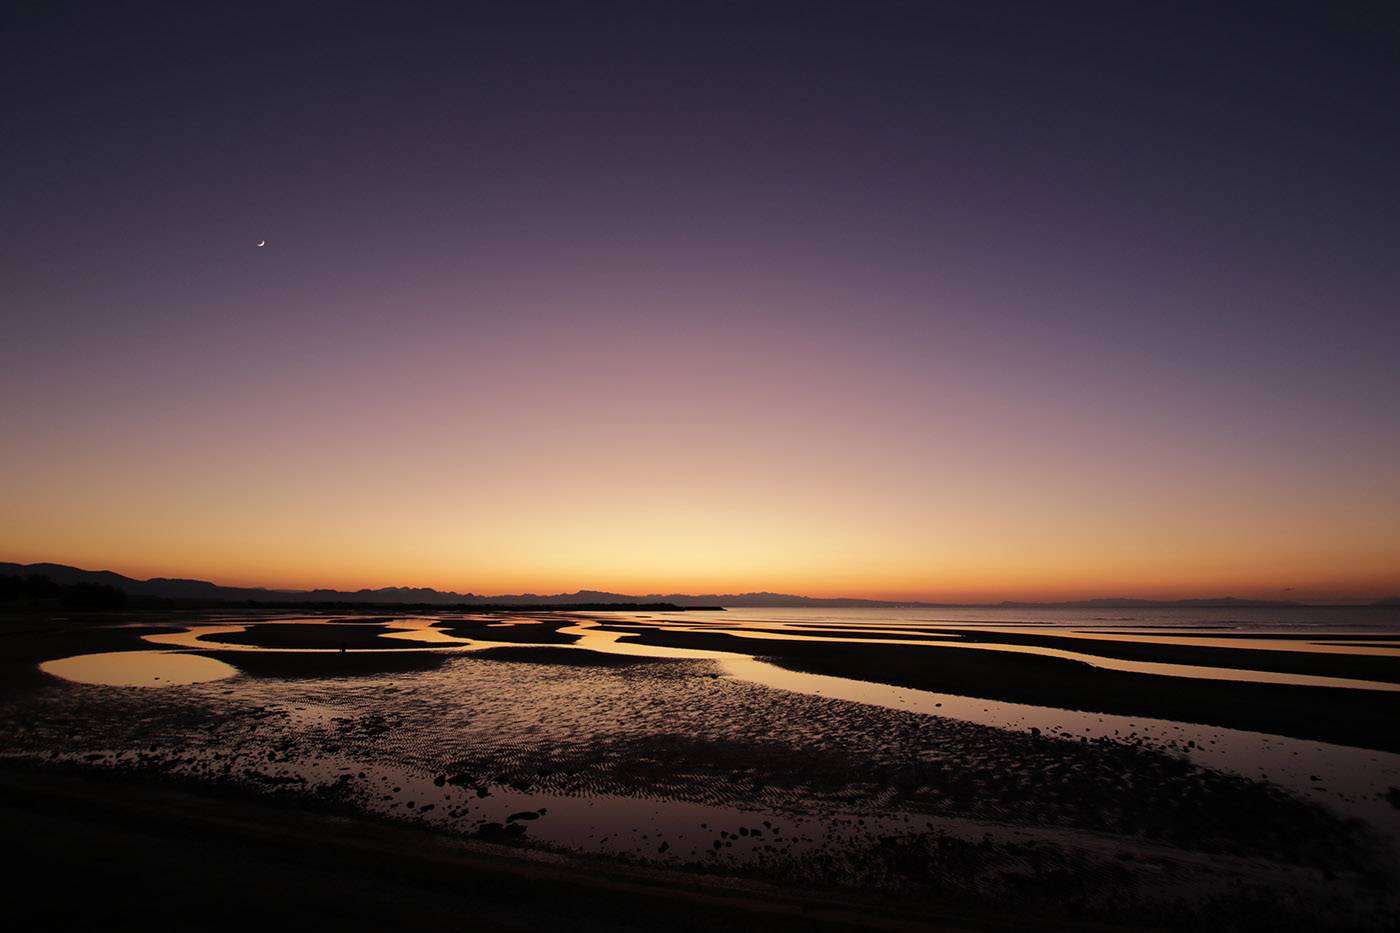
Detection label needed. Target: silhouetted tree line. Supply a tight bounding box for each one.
[0,573,127,610]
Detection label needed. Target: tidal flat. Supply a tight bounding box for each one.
[3,608,1399,930]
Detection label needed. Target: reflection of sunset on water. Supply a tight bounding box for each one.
[40,650,238,687]
[11,605,1399,928]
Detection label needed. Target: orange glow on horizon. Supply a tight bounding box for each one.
[5,2,1399,621]
[7,543,1397,606]
[4,256,1397,608]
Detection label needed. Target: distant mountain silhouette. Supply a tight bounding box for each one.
[0,564,923,608]
[1,570,127,609]
[5,564,291,603]
[0,563,1390,609]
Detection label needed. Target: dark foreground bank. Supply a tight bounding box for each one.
[0,766,1106,933]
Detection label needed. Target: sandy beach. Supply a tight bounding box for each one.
[3,608,1398,930]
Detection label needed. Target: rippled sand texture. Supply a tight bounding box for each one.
[5,619,1399,931]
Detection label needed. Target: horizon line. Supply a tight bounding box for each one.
[4,560,1396,608]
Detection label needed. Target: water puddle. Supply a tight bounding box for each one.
[40,651,239,687]
[620,622,1400,692]
[67,614,1400,842]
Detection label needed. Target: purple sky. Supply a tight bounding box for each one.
[4,2,1398,600]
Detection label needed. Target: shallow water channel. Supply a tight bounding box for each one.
[40,612,1400,847]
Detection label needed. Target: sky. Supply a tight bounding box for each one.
[3,1,1398,602]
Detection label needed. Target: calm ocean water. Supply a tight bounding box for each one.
[659,605,1400,635]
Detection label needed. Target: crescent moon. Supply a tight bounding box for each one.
[257,240,265,247]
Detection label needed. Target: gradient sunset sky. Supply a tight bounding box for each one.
[4,2,1397,602]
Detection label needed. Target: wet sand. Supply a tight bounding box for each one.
[714,624,1400,683]
[3,609,1398,930]
[601,624,1400,752]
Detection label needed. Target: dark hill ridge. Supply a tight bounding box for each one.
[3,562,1395,609]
